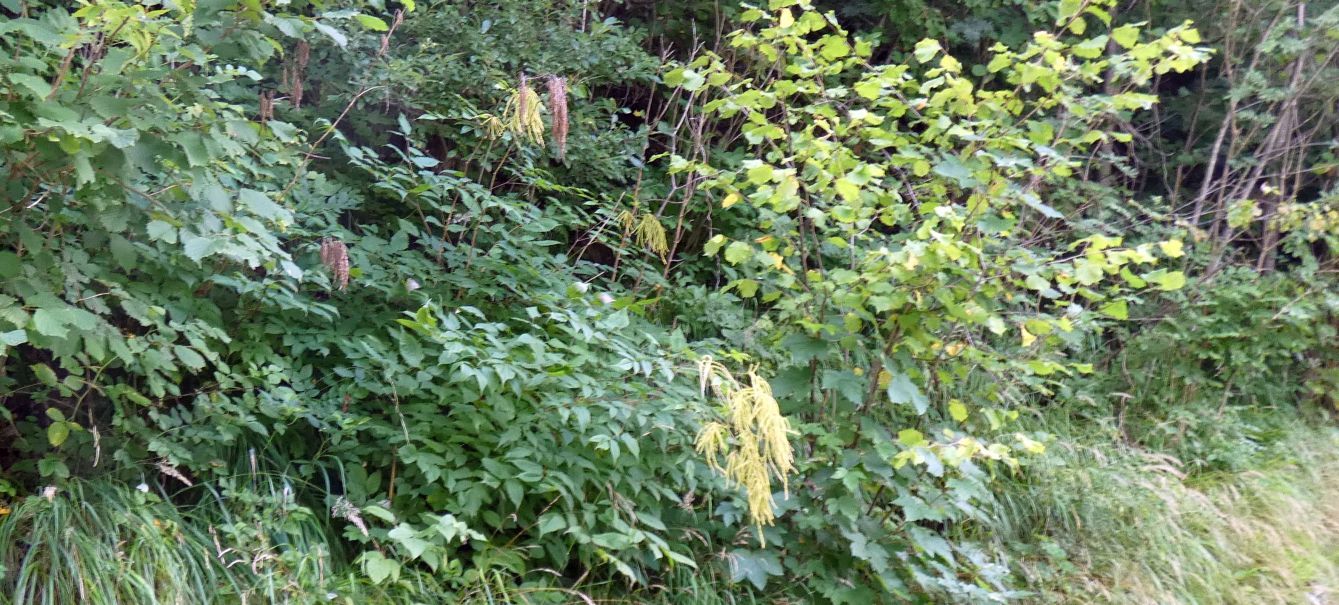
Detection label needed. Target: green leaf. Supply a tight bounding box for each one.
[354,14,389,31]
[1111,25,1140,49]
[932,156,977,187]
[313,22,348,48]
[0,251,19,278]
[146,220,178,244]
[913,39,942,63]
[887,372,929,414]
[362,552,400,584]
[239,189,291,222]
[32,363,58,386]
[537,514,566,536]
[703,234,727,257]
[948,400,969,422]
[822,369,865,405]
[173,345,207,371]
[1057,0,1082,23]
[182,234,217,263]
[31,309,69,339]
[728,549,782,590]
[387,524,430,559]
[47,421,70,447]
[37,457,69,479]
[7,73,52,98]
[109,235,137,270]
[724,241,751,265]
[897,428,925,447]
[1098,300,1127,320]
[1152,270,1186,291]
[746,163,774,185]
[1,329,27,346]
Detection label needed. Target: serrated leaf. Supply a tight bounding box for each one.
[8,73,51,98]
[362,552,400,584]
[1099,300,1128,320]
[728,549,782,590]
[239,188,291,222]
[1112,25,1140,48]
[887,372,928,414]
[182,234,216,263]
[109,234,137,270]
[913,39,942,63]
[32,363,58,386]
[31,309,69,339]
[724,241,751,265]
[146,220,178,244]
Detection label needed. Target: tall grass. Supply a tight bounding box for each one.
[997,420,1339,604]
[0,479,240,605]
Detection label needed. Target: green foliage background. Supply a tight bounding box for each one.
[0,0,1336,603]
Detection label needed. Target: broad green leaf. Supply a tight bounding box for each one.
[1099,300,1128,320]
[362,552,400,584]
[887,372,928,414]
[47,421,69,447]
[1112,25,1140,48]
[8,73,52,98]
[354,14,389,31]
[31,309,68,339]
[948,400,969,422]
[724,241,751,265]
[913,39,942,63]
[239,189,291,222]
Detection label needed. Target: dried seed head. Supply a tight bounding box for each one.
[157,458,194,487]
[331,497,369,537]
[285,41,311,109]
[547,76,569,159]
[518,73,529,121]
[259,90,274,122]
[320,237,350,291]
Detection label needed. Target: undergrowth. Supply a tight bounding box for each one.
[1002,419,1339,604]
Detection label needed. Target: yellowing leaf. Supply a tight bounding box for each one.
[1020,325,1037,347]
[1099,300,1128,320]
[1112,25,1140,49]
[948,400,969,422]
[1158,239,1184,258]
